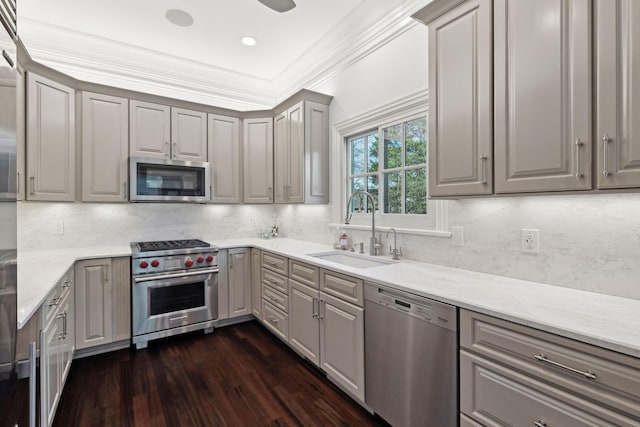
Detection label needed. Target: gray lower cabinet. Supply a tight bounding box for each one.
[40,267,74,427]
[228,248,251,318]
[596,0,640,189]
[460,309,640,425]
[250,248,262,320]
[288,279,321,365]
[75,257,130,350]
[81,91,129,202]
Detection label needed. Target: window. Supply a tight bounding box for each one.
[347,116,427,217]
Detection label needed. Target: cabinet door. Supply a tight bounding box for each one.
[304,101,329,204]
[319,292,365,401]
[58,289,74,387]
[596,0,640,188]
[228,248,251,318]
[111,257,131,341]
[171,107,207,161]
[274,111,288,203]
[81,92,129,202]
[428,0,493,196]
[16,66,25,200]
[243,117,273,203]
[251,248,262,319]
[26,72,75,201]
[129,100,170,159]
[289,280,320,366]
[208,114,241,203]
[287,102,304,203]
[74,259,113,349]
[494,0,592,193]
[40,319,61,427]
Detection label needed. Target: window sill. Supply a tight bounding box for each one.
[328,223,451,238]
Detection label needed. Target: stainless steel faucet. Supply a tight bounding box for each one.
[386,227,403,260]
[345,190,381,256]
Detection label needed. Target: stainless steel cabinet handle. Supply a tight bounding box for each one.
[230,255,234,268]
[48,295,60,306]
[164,141,170,157]
[575,139,585,179]
[173,141,177,154]
[284,185,289,200]
[30,176,35,196]
[56,312,65,339]
[267,315,278,324]
[602,134,611,177]
[268,186,273,201]
[62,311,68,338]
[533,354,596,380]
[123,182,127,199]
[318,299,325,319]
[534,420,547,427]
[104,264,109,282]
[480,155,488,184]
[61,279,71,289]
[29,341,37,427]
[16,171,19,194]
[312,297,318,318]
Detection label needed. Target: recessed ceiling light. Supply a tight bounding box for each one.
[165,9,194,27]
[241,36,257,47]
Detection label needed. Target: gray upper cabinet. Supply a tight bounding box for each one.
[208,114,241,203]
[596,0,640,188]
[81,92,129,202]
[243,117,273,203]
[171,107,207,162]
[274,99,330,204]
[26,72,75,201]
[493,0,592,193]
[129,100,171,159]
[426,0,493,197]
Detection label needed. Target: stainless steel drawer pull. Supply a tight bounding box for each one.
[533,354,596,380]
[534,420,547,427]
[312,297,318,318]
[602,134,611,177]
[267,315,278,324]
[575,139,585,179]
[48,295,60,306]
[30,176,35,196]
[480,154,488,184]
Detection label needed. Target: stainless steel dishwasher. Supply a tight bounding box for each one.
[364,282,458,427]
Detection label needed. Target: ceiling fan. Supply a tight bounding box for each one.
[257,0,296,13]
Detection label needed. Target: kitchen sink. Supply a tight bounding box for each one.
[307,251,396,269]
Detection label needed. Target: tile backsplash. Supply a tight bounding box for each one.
[18,192,640,300]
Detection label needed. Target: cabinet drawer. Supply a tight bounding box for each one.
[262,251,288,275]
[289,259,319,289]
[461,351,639,427]
[319,269,363,306]
[262,300,288,342]
[262,284,288,313]
[461,310,640,418]
[262,268,288,294]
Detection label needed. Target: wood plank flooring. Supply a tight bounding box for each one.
[53,321,387,427]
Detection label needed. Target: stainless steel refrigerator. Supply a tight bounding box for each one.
[0,1,18,426]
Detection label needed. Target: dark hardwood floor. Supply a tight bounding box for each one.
[53,321,387,427]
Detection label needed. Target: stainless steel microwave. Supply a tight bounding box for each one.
[129,157,210,202]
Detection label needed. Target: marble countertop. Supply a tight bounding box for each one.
[17,238,640,359]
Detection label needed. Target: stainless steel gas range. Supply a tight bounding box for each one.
[130,239,219,350]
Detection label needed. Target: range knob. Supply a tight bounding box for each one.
[197,256,204,264]
[139,261,149,269]
[151,260,159,268]
[185,258,194,268]
[206,255,214,263]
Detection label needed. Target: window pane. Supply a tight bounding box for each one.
[405,118,427,166]
[367,176,379,213]
[405,168,427,214]
[367,133,379,172]
[350,178,365,212]
[350,137,365,174]
[384,172,403,214]
[383,125,402,169]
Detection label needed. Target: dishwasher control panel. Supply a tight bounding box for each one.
[365,283,457,332]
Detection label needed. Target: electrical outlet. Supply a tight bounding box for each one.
[521,229,539,253]
[451,226,464,247]
[53,221,64,235]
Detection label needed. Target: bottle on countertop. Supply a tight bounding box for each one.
[339,232,349,250]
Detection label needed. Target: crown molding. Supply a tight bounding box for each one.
[18,0,432,111]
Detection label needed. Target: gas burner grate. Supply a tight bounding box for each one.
[136,239,211,252]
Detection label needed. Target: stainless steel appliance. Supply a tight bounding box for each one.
[129,157,210,203]
[364,283,458,427]
[0,1,18,425]
[131,239,219,349]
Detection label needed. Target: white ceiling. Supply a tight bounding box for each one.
[18,0,428,109]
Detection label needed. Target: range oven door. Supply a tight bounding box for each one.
[132,269,218,337]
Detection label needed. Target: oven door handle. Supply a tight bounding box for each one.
[134,268,219,283]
